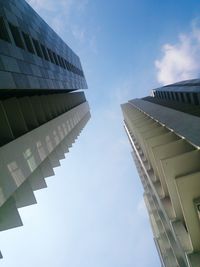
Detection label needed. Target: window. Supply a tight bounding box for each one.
[163,91,167,99]
[47,48,55,63]
[40,44,49,61]
[52,52,59,65]
[171,92,175,101]
[166,91,170,100]
[61,57,66,69]
[192,93,199,105]
[58,55,64,68]
[22,32,35,54]
[168,91,173,100]
[9,23,24,49]
[65,60,70,71]
[174,92,179,101]
[74,66,78,75]
[186,92,191,104]
[71,64,75,73]
[180,92,185,103]
[69,63,73,72]
[32,38,43,58]
[0,17,11,43]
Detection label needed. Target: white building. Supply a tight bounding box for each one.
[121,79,200,267]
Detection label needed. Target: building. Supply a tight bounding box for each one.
[121,79,200,267]
[0,0,90,258]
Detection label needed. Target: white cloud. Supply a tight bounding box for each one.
[71,25,86,42]
[51,16,65,35]
[155,20,200,85]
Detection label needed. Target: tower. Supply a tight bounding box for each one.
[121,79,200,267]
[0,0,90,258]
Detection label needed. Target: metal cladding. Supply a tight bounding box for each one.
[0,0,90,259]
[121,79,200,267]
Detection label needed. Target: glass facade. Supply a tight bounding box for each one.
[0,0,87,91]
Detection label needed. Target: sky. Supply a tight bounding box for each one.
[1,0,200,266]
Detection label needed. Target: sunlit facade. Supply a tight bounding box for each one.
[121,79,200,267]
[0,0,90,258]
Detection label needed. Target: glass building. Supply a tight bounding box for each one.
[0,0,90,258]
[121,79,200,267]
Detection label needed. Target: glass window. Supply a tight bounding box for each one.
[40,44,49,61]
[9,23,24,49]
[71,64,75,73]
[32,38,43,58]
[192,92,199,105]
[168,91,172,100]
[47,48,55,63]
[58,55,64,68]
[170,92,175,100]
[74,66,78,75]
[0,17,11,43]
[174,92,179,101]
[52,52,59,65]
[65,60,70,71]
[22,32,35,54]
[61,57,66,69]
[186,92,191,104]
[180,92,185,103]
[68,63,72,71]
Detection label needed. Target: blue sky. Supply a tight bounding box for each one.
[1,0,200,266]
